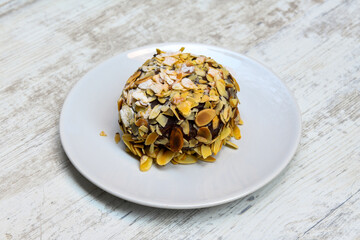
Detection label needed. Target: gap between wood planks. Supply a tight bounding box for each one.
[298,188,360,239]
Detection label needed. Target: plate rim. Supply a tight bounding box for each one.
[60,42,302,209]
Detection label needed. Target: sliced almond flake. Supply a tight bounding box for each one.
[149,124,156,132]
[189,139,198,147]
[138,79,154,90]
[139,155,153,172]
[156,114,168,127]
[208,67,221,78]
[183,138,189,148]
[195,109,216,127]
[180,120,190,135]
[216,80,228,98]
[201,145,212,159]
[195,56,206,64]
[134,147,143,157]
[158,98,167,104]
[161,105,169,112]
[232,124,241,140]
[126,71,141,85]
[187,112,196,120]
[230,98,238,107]
[156,149,175,165]
[180,63,194,73]
[204,101,212,109]
[200,95,210,103]
[206,74,214,82]
[212,115,220,130]
[119,105,134,128]
[163,56,178,66]
[177,101,192,117]
[145,132,159,145]
[139,125,148,133]
[172,82,185,90]
[117,97,123,111]
[181,78,197,89]
[193,147,201,155]
[220,126,231,140]
[225,141,238,149]
[155,137,168,145]
[114,133,121,144]
[200,156,216,162]
[176,154,197,164]
[170,105,181,120]
[149,105,162,119]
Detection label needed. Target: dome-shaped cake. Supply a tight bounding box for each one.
[117,48,242,171]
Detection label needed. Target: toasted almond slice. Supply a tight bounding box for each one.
[149,105,162,119]
[231,74,240,91]
[196,136,208,143]
[169,127,184,152]
[163,56,177,66]
[212,138,223,155]
[206,74,214,82]
[230,98,238,107]
[122,134,133,142]
[177,101,192,117]
[201,145,212,159]
[183,138,189,148]
[216,80,228,98]
[176,154,197,164]
[200,156,216,162]
[180,120,190,135]
[232,124,241,140]
[158,98,167,104]
[196,68,206,77]
[117,98,123,111]
[139,125,148,133]
[134,146,143,157]
[156,149,175,166]
[193,147,201,155]
[225,141,238,149]
[212,115,220,129]
[197,127,212,142]
[200,95,210,103]
[114,133,121,144]
[195,109,216,127]
[204,101,212,109]
[140,155,153,172]
[170,105,181,120]
[123,139,136,155]
[156,114,168,127]
[181,78,197,89]
[155,125,163,136]
[135,118,148,127]
[208,67,220,78]
[238,116,244,125]
[220,126,231,140]
[126,71,141,85]
[189,139,198,147]
[145,132,159,145]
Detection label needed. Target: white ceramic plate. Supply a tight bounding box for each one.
[60,43,301,209]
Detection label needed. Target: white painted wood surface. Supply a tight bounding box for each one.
[0,0,359,239]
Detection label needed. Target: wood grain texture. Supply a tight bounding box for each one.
[0,0,359,239]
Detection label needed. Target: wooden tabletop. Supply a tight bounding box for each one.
[1,0,359,239]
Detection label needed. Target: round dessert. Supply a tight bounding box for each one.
[117,48,242,171]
